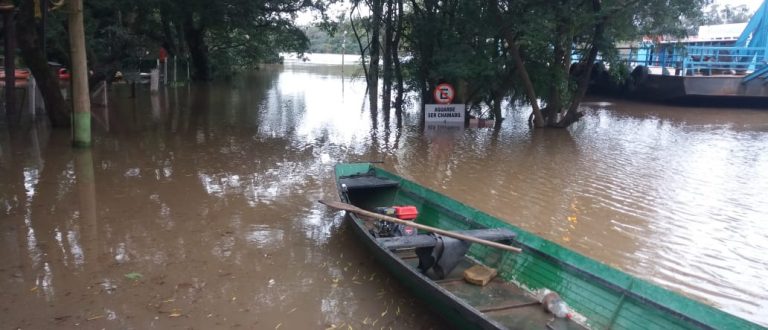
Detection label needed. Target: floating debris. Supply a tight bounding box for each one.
[124,272,143,281]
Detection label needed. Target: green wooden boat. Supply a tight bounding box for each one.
[333,162,764,330]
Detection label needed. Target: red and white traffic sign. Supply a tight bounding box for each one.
[433,83,455,104]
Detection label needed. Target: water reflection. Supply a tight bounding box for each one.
[1,64,768,327]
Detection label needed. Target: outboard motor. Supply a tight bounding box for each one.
[416,235,471,279]
[372,206,418,237]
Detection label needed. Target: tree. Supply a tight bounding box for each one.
[69,0,91,147]
[702,4,751,25]
[37,0,332,82]
[160,0,329,80]
[349,0,383,115]
[487,0,706,128]
[348,0,408,120]
[364,0,705,128]
[15,0,70,127]
[400,0,518,125]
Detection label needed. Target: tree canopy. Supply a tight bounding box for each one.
[344,0,708,127]
[15,0,713,128]
[33,0,333,81]
[702,4,752,25]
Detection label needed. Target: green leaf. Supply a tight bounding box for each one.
[124,272,143,281]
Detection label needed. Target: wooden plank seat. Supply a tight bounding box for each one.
[339,175,399,190]
[376,228,516,251]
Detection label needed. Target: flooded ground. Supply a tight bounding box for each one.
[1,62,767,328]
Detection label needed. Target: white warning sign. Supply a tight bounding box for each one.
[425,104,465,123]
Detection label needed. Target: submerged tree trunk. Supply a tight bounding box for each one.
[507,41,545,128]
[491,0,601,129]
[368,0,382,114]
[175,23,186,56]
[393,0,404,117]
[556,0,605,128]
[381,0,394,118]
[544,18,570,126]
[16,0,71,127]
[350,4,369,80]
[486,0,545,127]
[491,91,503,128]
[410,0,439,125]
[160,8,176,56]
[183,13,210,81]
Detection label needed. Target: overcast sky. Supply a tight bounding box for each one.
[297,0,765,25]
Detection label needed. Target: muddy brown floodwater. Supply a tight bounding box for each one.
[1,62,768,329]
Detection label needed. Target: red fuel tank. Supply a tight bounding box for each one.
[393,206,418,220]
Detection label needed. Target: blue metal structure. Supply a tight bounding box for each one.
[739,1,768,82]
[619,0,768,83]
[735,0,768,49]
[677,0,768,80]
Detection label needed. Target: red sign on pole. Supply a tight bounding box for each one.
[433,83,455,104]
[159,47,168,62]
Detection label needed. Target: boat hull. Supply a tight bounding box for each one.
[588,63,768,106]
[634,75,768,101]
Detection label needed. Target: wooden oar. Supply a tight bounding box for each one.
[319,200,522,253]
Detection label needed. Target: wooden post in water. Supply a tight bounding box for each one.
[68,0,91,147]
[150,69,159,93]
[74,148,99,267]
[28,76,36,119]
[173,56,177,84]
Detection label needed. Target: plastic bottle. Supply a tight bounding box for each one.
[537,289,571,318]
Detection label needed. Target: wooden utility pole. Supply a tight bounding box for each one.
[69,0,91,147]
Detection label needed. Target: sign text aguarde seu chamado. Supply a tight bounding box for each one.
[425,83,465,123]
